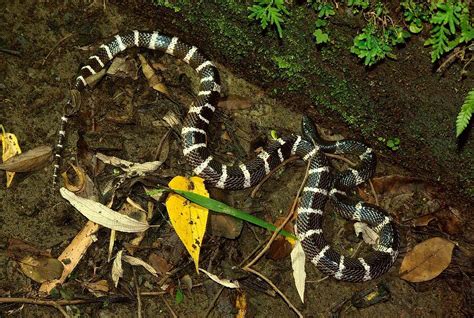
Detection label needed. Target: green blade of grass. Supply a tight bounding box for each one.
[167,188,297,240]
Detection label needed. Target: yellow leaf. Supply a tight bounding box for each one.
[166,176,209,272]
[0,125,22,187]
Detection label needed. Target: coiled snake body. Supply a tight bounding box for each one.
[54,31,399,282]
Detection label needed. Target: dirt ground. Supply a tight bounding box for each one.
[0,1,472,317]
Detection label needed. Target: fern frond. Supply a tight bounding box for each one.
[456,89,474,137]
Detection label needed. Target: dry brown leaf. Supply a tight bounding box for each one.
[148,253,172,275]
[437,208,463,235]
[217,95,253,110]
[267,217,294,260]
[412,214,437,227]
[138,54,169,95]
[19,255,64,283]
[400,237,455,282]
[0,145,52,172]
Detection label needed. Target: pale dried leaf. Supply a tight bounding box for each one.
[181,274,193,291]
[122,255,158,277]
[112,250,124,287]
[354,222,379,245]
[0,145,52,172]
[291,241,306,303]
[96,152,162,176]
[199,268,240,289]
[400,237,455,282]
[60,187,150,233]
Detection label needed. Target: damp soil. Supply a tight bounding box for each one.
[0,1,472,318]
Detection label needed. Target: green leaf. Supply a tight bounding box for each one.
[168,188,297,240]
[313,29,329,44]
[175,289,184,304]
[456,89,474,137]
[409,24,422,33]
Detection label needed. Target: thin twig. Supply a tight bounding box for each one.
[306,275,329,284]
[133,268,142,318]
[0,47,21,56]
[42,33,74,66]
[251,156,299,198]
[246,159,312,268]
[52,302,71,318]
[245,267,303,318]
[326,153,357,166]
[204,286,225,318]
[368,179,379,206]
[160,295,178,318]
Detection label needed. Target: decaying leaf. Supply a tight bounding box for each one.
[400,237,455,282]
[60,187,150,233]
[199,268,240,289]
[291,241,306,303]
[122,255,158,277]
[166,176,209,272]
[0,145,51,172]
[0,125,21,187]
[112,250,124,287]
[218,95,253,110]
[354,222,379,245]
[209,213,243,240]
[7,238,51,260]
[19,255,64,283]
[138,54,169,95]
[107,56,138,79]
[83,279,109,296]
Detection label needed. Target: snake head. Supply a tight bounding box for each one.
[301,115,319,145]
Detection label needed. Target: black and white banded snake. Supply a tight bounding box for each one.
[53,31,399,282]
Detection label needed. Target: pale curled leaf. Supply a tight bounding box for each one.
[291,241,306,303]
[0,145,52,172]
[60,188,150,233]
[354,222,379,245]
[400,237,455,282]
[112,250,123,287]
[122,255,158,277]
[199,268,240,289]
[96,152,163,176]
